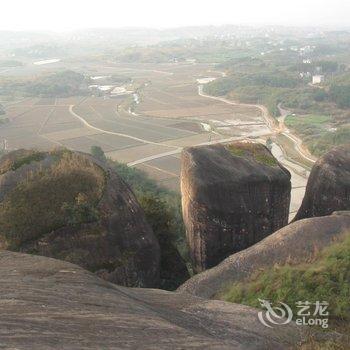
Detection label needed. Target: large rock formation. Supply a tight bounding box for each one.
[0,149,160,287]
[178,211,350,298]
[293,144,350,221]
[0,250,305,349]
[181,142,291,272]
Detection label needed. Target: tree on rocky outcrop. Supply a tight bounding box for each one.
[87,145,189,289]
[181,142,291,272]
[90,145,107,163]
[293,144,350,221]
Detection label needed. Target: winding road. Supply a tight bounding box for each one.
[198,85,316,165]
[69,81,315,173]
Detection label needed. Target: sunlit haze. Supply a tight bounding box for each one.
[3,0,350,31]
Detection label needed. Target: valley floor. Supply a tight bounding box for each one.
[0,62,312,218]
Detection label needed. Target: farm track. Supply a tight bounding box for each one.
[198,85,316,166]
[68,105,179,150]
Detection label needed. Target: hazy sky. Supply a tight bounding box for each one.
[2,0,350,31]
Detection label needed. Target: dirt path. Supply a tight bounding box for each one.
[198,85,276,131]
[198,85,316,165]
[68,105,179,150]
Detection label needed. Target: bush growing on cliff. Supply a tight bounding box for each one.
[90,146,107,163]
[110,161,187,256]
[62,193,100,225]
[109,159,190,288]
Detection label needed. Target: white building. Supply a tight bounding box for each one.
[312,75,325,84]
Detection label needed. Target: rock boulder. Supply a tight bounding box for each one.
[0,149,160,287]
[293,144,350,221]
[178,211,350,298]
[181,142,291,272]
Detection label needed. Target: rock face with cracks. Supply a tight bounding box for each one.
[0,149,160,287]
[0,250,305,349]
[293,144,350,221]
[181,142,291,272]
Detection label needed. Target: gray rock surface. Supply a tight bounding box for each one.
[294,144,350,221]
[178,211,350,298]
[181,142,291,272]
[0,250,304,349]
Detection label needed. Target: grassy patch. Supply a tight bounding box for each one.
[285,114,331,128]
[0,152,106,249]
[220,233,350,331]
[284,114,331,141]
[226,142,278,166]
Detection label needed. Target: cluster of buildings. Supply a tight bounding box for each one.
[298,61,326,85]
[88,76,134,98]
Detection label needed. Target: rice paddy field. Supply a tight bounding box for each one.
[0,61,307,217]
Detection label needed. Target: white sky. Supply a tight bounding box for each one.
[2,0,350,31]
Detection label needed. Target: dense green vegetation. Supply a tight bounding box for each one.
[0,70,89,98]
[89,145,189,282]
[90,145,107,163]
[285,114,350,156]
[115,40,253,64]
[25,70,89,97]
[204,78,236,96]
[329,85,350,108]
[203,70,300,117]
[220,233,350,331]
[201,33,350,156]
[308,127,350,156]
[95,145,191,288]
[110,161,188,261]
